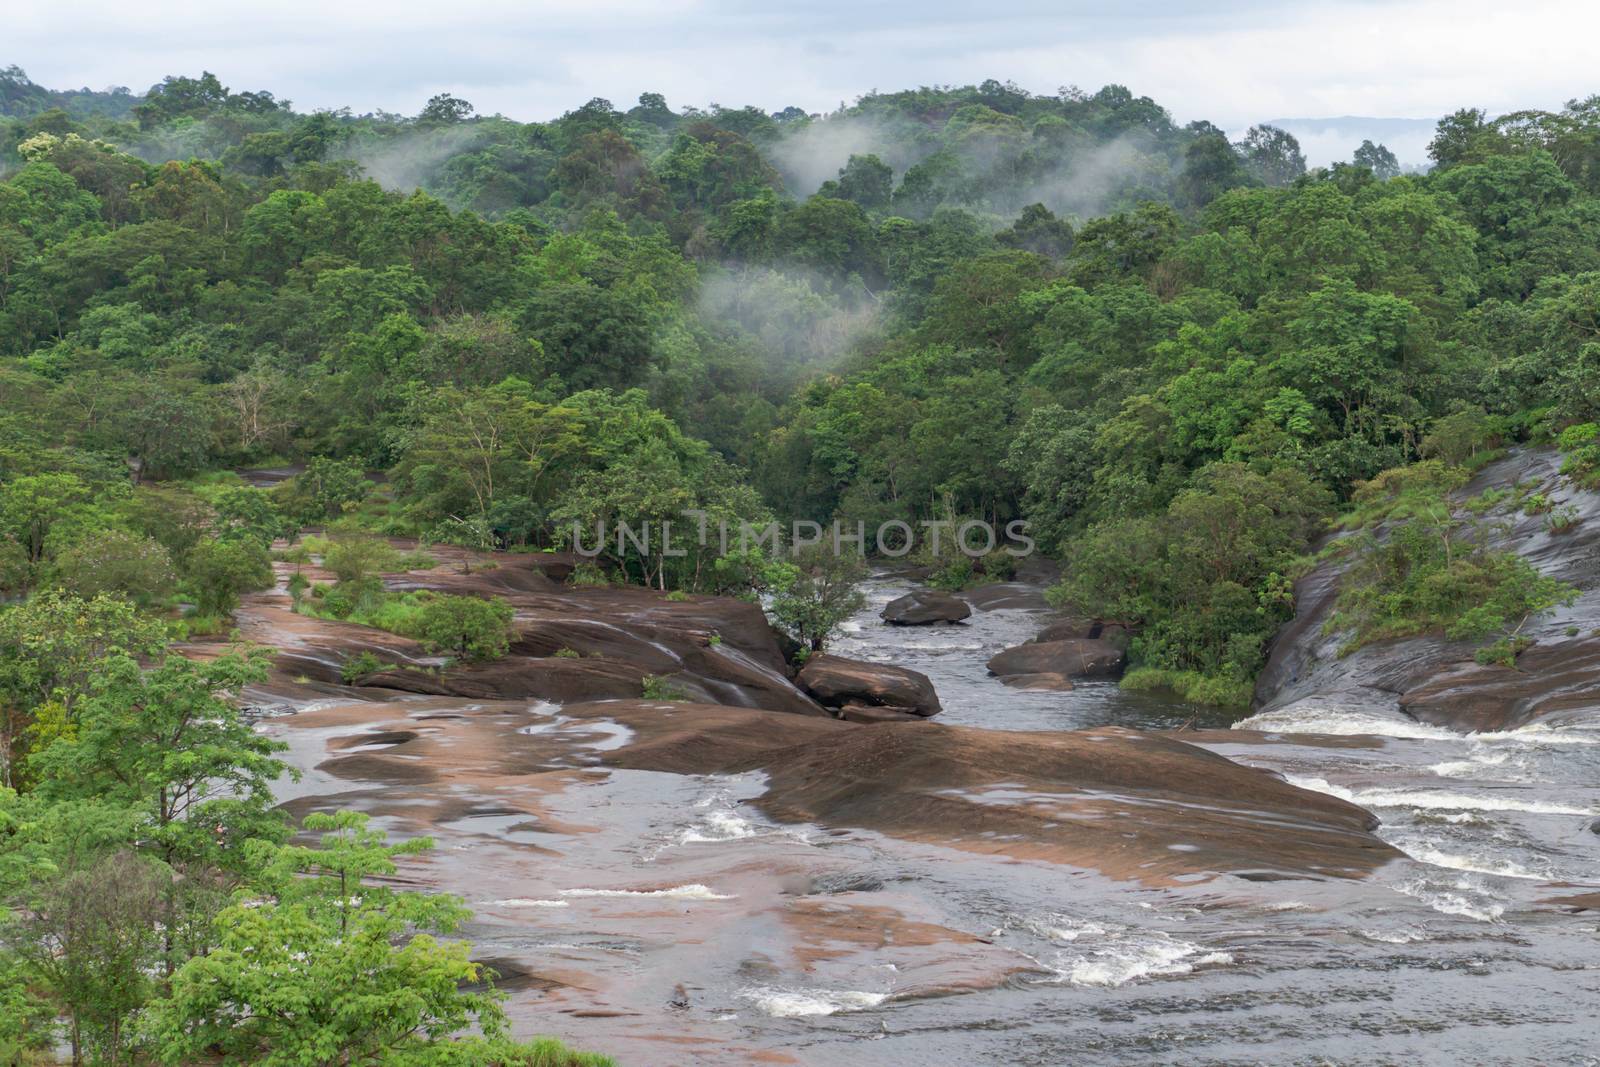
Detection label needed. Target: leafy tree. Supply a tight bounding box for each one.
[184,538,273,616]
[48,529,176,606]
[416,594,514,661]
[769,543,867,653]
[1353,139,1401,179]
[0,472,91,562]
[277,456,372,523]
[418,92,475,126]
[145,811,503,1066]
[1236,125,1306,187]
[5,849,167,1066]
[834,153,893,211]
[0,592,166,788]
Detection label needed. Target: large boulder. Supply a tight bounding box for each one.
[1033,618,1132,650]
[797,654,942,717]
[881,590,972,626]
[987,638,1126,681]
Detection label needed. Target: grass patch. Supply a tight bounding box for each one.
[1121,667,1252,708]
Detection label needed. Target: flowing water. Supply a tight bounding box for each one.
[259,575,1600,1065]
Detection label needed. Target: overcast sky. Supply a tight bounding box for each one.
[11,0,1597,137]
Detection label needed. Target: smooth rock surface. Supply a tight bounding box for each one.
[797,653,942,717]
[987,638,1126,680]
[881,589,973,625]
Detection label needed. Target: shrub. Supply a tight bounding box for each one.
[568,563,610,587]
[1474,635,1533,668]
[323,535,402,584]
[49,530,176,607]
[1546,504,1581,533]
[341,650,384,683]
[186,538,274,616]
[1330,522,1576,656]
[416,595,513,661]
[641,674,688,700]
[1558,422,1600,486]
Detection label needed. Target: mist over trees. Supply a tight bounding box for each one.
[3,62,1600,1047]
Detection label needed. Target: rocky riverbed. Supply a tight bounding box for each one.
[220,539,1600,1066]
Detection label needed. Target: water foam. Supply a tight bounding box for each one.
[559,884,735,901]
[740,987,889,1017]
[1020,913,1232,987]
[1392,875,1506,922]
[491,898,569,908]
[1285,775,1595,816]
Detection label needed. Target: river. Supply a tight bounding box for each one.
[256,573,1600,1066]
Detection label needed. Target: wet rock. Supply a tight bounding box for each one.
[1254,448,1600,734]
[986,638,1125,680]
[228,550,830,717]
[1033,618,1131,649]
[880,589,972,625]
[801,871,887,895]
[567,701,1399,882]
[963,583,1048,611]
[839,703,925,724]
[1033,618,1096,642]
[797,654,942,717]
[1398,637,1600,732]
[997,671,1075,692]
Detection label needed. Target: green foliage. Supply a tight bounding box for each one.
[416,594,514,662]
[322,532,403,584]
[277,456,373,523]
[47,529,176,606]
[768,543,867,652]
[1121,667,1253,708]
[144,811,504,1066]
[1329,522,1577,655]
[641,674,688,700]
[341,650,384,683]
[1051,464,1329,685]
[186,537,273,615]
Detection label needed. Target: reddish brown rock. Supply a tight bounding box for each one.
[796,653,942,717]
[881,590,972,625]
[555,702,1398,882]
[997,671,1075,691]
[987,638,1125,680]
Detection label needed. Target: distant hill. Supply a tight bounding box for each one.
[0,64,138,120]
[1258,115,1438,169]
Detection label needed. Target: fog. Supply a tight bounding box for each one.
[347,125,488,192]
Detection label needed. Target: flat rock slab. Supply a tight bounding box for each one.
[563,702,1399,883]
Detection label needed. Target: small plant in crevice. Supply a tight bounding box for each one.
[341,650,384,683]
[1475,635,1534,668]
[641,674,688,701]
[1545,504,1581,534]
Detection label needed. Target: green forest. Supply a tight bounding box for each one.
[2,61,1600,1060]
